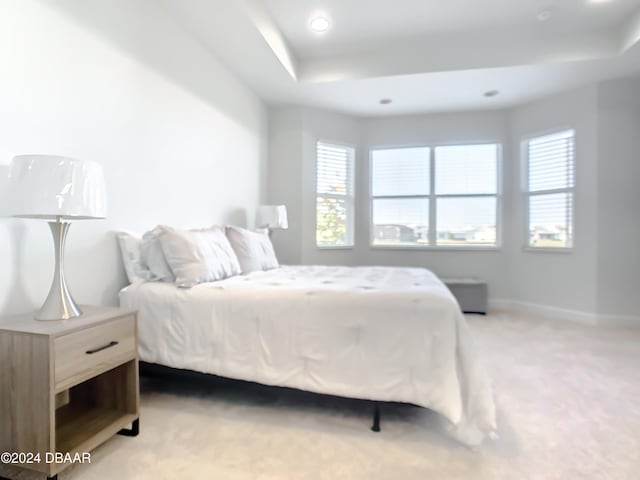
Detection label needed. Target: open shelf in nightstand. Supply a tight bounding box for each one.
[55,360,138,456]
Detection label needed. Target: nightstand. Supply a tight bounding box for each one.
[0,306,140,480]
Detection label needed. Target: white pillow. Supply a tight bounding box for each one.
[141,226,175,282]
[225,226,279,274]
[157,225,242,288]
[116,232,152,283]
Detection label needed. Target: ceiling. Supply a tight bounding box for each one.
[160,0,640,116]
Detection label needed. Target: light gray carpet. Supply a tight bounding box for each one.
[2,313,639,479]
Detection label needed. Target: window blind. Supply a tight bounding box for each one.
[528,130,575,192]
[372,147,430,196]
[526,130,575,248]
[317,142,353,196]
[435,144,497,195]
[316,141,355,247]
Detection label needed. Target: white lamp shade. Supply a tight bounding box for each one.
[8,155,107,219]
[256,205,288,229]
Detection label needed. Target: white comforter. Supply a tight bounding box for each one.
[119,265,496,445]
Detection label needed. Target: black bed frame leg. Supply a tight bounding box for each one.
[371,402,381,432]
[118,418,140,437]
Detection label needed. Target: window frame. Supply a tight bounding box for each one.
[315,139,356,249]
[369,145,432,249]
[522,128,576,253]
[369,142,502,251]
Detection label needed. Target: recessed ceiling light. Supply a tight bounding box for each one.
[379,98,392,105]
[589,0,613,4]
[484,90,499,98]
[537,9,552,21]
[310,16,330,33]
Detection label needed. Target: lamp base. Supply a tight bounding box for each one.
[35,221,82,321]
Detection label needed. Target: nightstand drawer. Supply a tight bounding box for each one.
[55,315,136,392]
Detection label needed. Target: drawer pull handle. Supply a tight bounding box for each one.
[86,341,119,355]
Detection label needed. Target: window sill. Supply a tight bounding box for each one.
[369,245,501,252]
[522,247,573,254]
[316,245,354,251]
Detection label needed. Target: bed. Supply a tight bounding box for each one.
[119,264,496,446]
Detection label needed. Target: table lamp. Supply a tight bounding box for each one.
[256,205,288,236]
[8,155,107,320]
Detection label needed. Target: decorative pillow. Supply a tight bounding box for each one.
[225,226,279,274]
[141,226,175,282]
[157,225,242,288]
[115,232,152,283]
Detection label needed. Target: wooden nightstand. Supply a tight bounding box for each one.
[0,306,140,480]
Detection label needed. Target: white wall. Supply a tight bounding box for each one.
[267,107,304,264]
[268,106,362,266]
[0,0,267,315]
[507,87,600,316]
[301,108,362,265]
[596,77,640,320]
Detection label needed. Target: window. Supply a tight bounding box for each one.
[316,141,355,247]
[525,130,575,249]
[371,144,499,248]
[435,145,498,246]
[371,147,430,246]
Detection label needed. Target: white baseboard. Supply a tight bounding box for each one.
[488,299,640,327]
[489,299,598,325]
[489,298,640,328]
[596,313,640,328]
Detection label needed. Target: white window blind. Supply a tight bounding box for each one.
[525,130,575,249]
[435,144,497,195]
[372,148,430,196]
[316,141,355,247]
